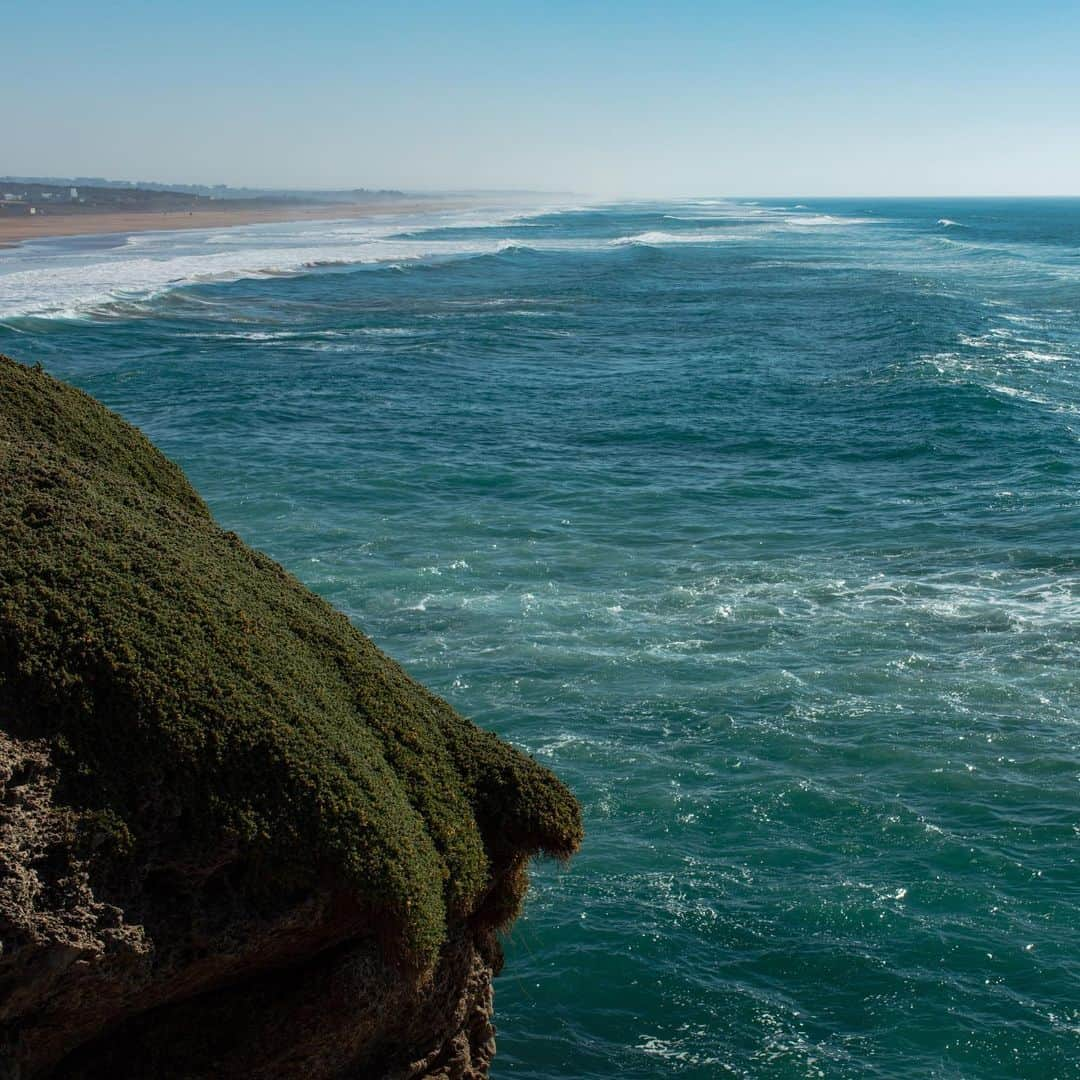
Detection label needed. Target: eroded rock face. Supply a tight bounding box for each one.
[0,731,150,1070]
[0,727,504,1078]
[0,357,581,1077]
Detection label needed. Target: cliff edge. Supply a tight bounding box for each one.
[0,356,581,1078]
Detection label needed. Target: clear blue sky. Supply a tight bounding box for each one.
[5,1,1079,195]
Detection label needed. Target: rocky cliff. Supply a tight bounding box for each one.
[0,356,581,1078]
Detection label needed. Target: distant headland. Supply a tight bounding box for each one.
[0,179,456,248]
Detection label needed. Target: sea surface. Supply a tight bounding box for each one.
[2,198,1078,1078]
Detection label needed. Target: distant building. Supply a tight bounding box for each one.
[71,187,79,201]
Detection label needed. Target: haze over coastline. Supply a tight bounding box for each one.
[4,1,1079,199]
[0,181,485,249]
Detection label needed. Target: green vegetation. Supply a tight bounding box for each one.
[0,356,581,967]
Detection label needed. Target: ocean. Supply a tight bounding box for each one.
[1,198,1077,1078]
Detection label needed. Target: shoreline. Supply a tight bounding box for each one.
[0,198,468,249]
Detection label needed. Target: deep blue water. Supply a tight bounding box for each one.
[2,198,1078,1078]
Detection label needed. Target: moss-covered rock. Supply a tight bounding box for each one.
[0,355,581,1077]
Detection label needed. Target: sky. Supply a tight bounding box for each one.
[4,1,1079,196]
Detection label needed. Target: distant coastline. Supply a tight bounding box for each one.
[0,197,468,249]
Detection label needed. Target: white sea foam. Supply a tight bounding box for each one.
[1017,348,1073,364]
[0,203,571,320]
[989,384,1080,414]
[784,214,879,227]
[609,230,743,247]
[662,214,739,223]
[937,218,965,227]
[0,201,888,319]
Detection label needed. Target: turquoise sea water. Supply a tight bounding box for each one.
[2,199,1078,1078]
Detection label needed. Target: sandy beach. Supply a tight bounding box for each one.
[0,198,465,249]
